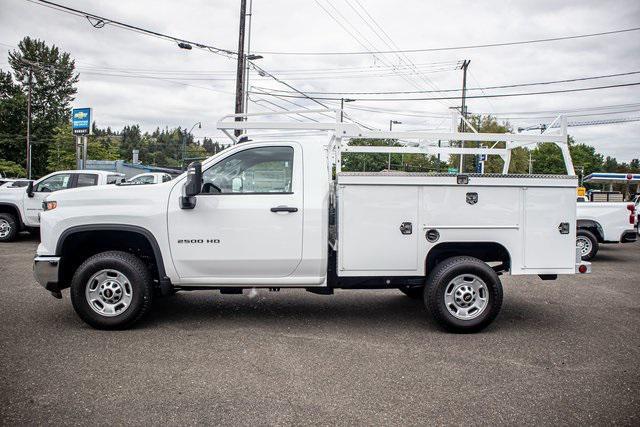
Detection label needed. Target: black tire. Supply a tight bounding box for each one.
[398,286,424,299]
[576,229,598,261]
[0,213,18,242]
[425,256,503,333]
[70,251,153,330]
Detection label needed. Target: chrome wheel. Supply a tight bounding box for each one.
[85,269,133,317]
[576,236,592,257]
[0,219,11,239]
[444,274,489,320]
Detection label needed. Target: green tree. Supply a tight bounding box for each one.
[47,123,120,171]
[0,159,26,177]
[449,115,527,174]
[531,137,603,175]
[5,37,79,177]
[0,69,27,168]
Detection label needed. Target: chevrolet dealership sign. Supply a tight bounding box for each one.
[72,108,92,135]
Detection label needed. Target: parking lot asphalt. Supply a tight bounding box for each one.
[0,234,638,425]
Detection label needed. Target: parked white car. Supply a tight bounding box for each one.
[127,172,173,185]
[0,170,124,242]
[33,110,590,332]
[576,201,637,260]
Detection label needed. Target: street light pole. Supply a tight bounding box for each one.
[459,60,470,173]
[389,120,401,170]
[26,67,32,179]
[182,122,201,171]
[340,98,355,122]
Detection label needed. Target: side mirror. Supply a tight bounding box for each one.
[181,161,202,209]
[26,181,34,198]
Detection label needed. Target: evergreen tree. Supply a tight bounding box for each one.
[5,37,79,176]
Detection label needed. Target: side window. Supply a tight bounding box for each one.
[107,175,121,184]
[131,175,155,184]
[75,174,99,188]
[34,173,72,193]
[202,146,294,194]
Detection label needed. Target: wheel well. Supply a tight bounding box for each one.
[0,204,23,228]
[577,220,604,242]
[426,242,511,274]
[57,229,164,289]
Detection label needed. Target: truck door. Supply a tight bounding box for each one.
[167,144,304,279]
[24,172,72,226]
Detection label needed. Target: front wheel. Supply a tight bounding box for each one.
[70,251,154,330]
[0,213,18,242]
[425,256,503,333]
[576,229,598,260]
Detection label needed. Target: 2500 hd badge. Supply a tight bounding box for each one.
[177,239,221,244]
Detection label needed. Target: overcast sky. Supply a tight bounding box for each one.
[1,0,639,161]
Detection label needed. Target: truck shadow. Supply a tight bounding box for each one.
[137,290,559,333]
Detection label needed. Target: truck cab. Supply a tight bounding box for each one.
[0,170,124,242]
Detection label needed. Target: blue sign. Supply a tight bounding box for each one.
[72,108,92,135]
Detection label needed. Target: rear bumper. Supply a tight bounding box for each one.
[621,229,637,243]
[33,256,60,291]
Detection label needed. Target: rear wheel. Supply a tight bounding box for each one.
[576,229,598,261]
[70,251,153,330]
[0,213,18,242]
[425,256,503,333]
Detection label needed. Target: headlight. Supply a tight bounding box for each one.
[43,201,57,211]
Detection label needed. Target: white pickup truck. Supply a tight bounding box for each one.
[33,110,590,333]
[127,172,173,184]
[576,201,637,260]
[0,170,124,242]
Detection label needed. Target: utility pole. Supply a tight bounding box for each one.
[26,67,32,179]
[234,0,247,138]
[243,0,254,118]
[459,59,470,173]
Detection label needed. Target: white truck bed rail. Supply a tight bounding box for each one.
[216,109,574,175]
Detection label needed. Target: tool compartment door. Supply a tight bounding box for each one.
[523,187,576,269]
[338,185,419,274]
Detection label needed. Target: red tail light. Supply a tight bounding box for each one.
[629,204,636,224]
[578,264,587,274]
[627,204,635,212]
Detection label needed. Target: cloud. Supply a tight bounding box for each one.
[1,0,638,161]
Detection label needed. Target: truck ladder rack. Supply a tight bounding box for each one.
[216,109,574,175]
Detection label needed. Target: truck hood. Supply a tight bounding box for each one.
[47,182,177,208]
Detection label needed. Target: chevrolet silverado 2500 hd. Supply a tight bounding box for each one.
[33,110,590,332]
[0,170,124,242]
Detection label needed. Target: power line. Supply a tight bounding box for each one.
[252,26,640,55]
[252,81,640,101]
[312,0,454,109]
[25,0,338,120]
[27,0,236,57]
[251,70,640,95]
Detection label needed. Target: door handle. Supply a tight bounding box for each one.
[270,206,298,213]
